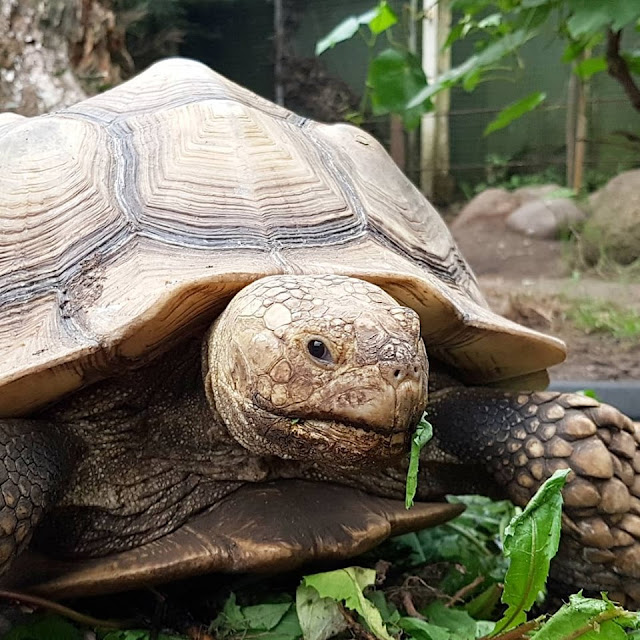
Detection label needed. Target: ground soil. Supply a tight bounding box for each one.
[451,221,640,381]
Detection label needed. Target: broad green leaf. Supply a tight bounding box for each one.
[562,32,603,62]
[405,417,433,507]
[531,593,640,639]
[423,601,477,640]
[567,0,640,37]
[296,584,346,640]
[408,28,537,108]
[366,1,398,35]
[211,594,301,640]
[397,617,451,640]
[303,567,393,640]
[5,615,83,640]
[315,17,360,55]
[315,1,397,55]
[484,91,546,135]
[261,609,304,640]
[465,583,502,621]
[492,469,570,634]
[478,13,502,29]
[210,593,245,632]
[368,48,431,129]
[574,56,607,79]
[242,603,292,631]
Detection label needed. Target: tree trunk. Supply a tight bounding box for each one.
[0,0,130,115]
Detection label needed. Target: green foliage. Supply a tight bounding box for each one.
[4,614,83,640]
[303,567,394,640]
[493,469,569,633]
[392,495,515,595]
[568,299,640,339]
[530,593,640,639]
[7,474,640,639]
[368,49,431,130]
[210,593,300,640]
[405,417,433,508]
[316,0,640,132]
[316,1,431,129]
[315,1,397,56]
[483,92,546,135]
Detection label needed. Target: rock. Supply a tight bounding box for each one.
[0,0,129,115]
[512,183,563,205]
[451,188,519,229]
[581,170,640,265]
[506,198,586,239]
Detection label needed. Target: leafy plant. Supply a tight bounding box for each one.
[317,0,640,132]
[316,1,431,129]
[6,472,640,639]
[568,298,640,339]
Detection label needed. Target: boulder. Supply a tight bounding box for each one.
[506,198,586,239]
[451,188,519,229]
[512,183,563,205]
[581,170,640,265]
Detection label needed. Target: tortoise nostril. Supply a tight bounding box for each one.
[394,369,401,378]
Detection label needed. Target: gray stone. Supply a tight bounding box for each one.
[506,198,586,239]
[451,188,519,229]
[513,183,563,205]
[582,170,640,265]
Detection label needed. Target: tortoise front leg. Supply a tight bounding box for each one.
[0,420,73,574]
[427,388,640,606]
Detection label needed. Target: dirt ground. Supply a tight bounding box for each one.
[451,222,640,381]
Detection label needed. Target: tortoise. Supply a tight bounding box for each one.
[0,58,638,605]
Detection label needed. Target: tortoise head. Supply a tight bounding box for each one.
[204,275,428,468]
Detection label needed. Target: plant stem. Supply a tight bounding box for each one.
[0,588,129,630]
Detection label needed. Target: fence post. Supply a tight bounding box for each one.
[421,0,451,202]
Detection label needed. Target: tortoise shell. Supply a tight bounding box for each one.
[0,58,565,417]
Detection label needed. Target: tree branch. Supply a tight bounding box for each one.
[606,28,640,113]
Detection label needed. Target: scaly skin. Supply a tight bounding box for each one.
[0,274,637,606]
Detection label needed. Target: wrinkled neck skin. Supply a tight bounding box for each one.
[38,275,436,557]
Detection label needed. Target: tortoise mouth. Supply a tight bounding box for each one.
[260,414,410,467]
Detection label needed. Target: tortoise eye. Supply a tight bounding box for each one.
[307,339,333,363]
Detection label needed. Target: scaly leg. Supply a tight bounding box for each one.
[0,420,73,574]
[427,388,640,606]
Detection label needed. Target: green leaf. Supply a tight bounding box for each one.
[315,17,360,56]
[365,1,398,35]
[567,0,640,37]
[397,617,451,640]
[465,583,502,621]
[405,417,433,508]
[492,468,570,634]
[423,601,478,640]
[407,28,537,108]
[530,592,640,639]
[211,594,300,640]
[574,56,607,79]
[242,603,292,631]
[368,48,431,130]
[315,1,397,55]
[5,615,83,640]
[303,567,393,640]
[296,584,347,640]
[484,91,546,135]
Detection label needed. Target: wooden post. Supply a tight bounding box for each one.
[567,52,589,191]
[421,0,451,201]
[273,0,284,106]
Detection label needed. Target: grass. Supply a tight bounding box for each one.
[567,299,640,340]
